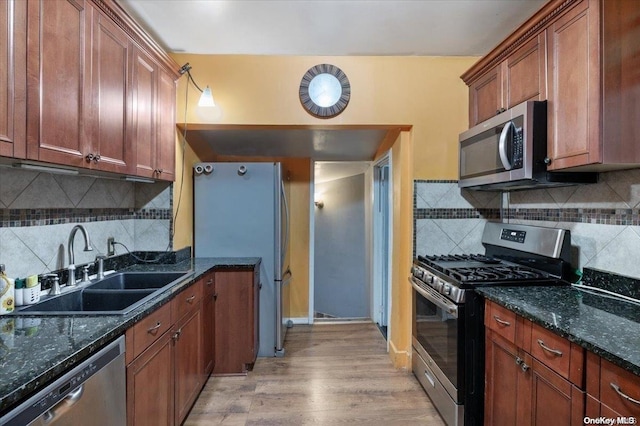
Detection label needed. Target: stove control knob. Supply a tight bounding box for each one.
[443,284,451,295]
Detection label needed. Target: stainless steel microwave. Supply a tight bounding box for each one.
[458,100,597,191]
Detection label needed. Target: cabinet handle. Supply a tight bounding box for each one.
[207,279,213,287]
[213,292,218,301]
[186,295,196,304]
[493,315,511,327]
[537,339,563,357]
[172,328,182,341]
[611,383,640,406]
[147,321,162,335]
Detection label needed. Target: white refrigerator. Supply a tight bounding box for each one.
[193,162,291,357]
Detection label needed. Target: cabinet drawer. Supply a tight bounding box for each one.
[599,359,640,417]
[172,280,203,322]
[530,322,583,384]
[127,301,172,362]
[486,301,517,344]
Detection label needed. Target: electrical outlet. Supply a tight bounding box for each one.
[107,237,115,256]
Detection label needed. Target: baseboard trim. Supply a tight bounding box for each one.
[288,317,311,325]
[389,339,411,370]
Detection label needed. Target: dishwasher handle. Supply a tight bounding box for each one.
[42,384,85,424]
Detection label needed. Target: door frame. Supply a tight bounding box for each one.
[372,152,393,346]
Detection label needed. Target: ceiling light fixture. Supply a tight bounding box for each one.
[179,62,216,107]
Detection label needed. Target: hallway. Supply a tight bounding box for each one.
[185,322,444,425]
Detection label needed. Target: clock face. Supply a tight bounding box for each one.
[299,64,350,118]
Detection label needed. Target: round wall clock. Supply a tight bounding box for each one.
[299,64,351,118]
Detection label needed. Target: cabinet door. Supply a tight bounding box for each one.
[468,65,501,126]
[127,330,174,426]
[202,274,215,377]
[155,68,176,181]
[25,0,91,166]
[0,0,26,158]
[174,304,203,425]
[546,0,601,170]
[527,358,585,426]
[214,270,253,374]
[485,329,521,426]
[504,33,547,109]
[89,10,132,174]
[131,45,157,178]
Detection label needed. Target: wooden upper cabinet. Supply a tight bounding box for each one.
[26,0,91,167]
[16,0,178,178]
[548,0,640,171]
[0,0,26,159]
[547,0,600,170]
[131,45,157,179]
[467,33,547,127]
[89,9,133,174]
[464,0,640,172]
[155,68,177,181]
[504,34,547,110]
[131,46,177,182]
[468,65,501,127]
[468,33,547,128]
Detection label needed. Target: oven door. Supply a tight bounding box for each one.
[411,277,464,402]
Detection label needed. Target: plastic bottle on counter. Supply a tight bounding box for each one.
[0,265,15,314]
[14,278,24,306]
[24,275,40,305]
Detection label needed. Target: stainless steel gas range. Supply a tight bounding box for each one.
[410,222,574,426]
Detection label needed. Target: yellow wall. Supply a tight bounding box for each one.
[171,55,476,178]
[171,54,476,367]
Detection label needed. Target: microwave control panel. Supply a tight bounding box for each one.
[512,127,523,168]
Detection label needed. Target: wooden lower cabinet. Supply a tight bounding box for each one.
[126,279,209,426]
[485,300,586,426]
[126,329,174,426]
[174,303,203,425]
[485,330,520,425]
[202,273,216,377]
[213,268,259,375]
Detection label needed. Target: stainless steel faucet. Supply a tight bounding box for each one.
[67,225,93,286]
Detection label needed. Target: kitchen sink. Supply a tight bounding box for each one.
[17,289,155,315]
[86,271,189,290]
[13,271,192,315]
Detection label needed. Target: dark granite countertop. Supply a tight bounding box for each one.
[477,285,640,376]
[0,257,260,416]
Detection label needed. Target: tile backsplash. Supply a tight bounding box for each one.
[414,168,640,279]
[0,167,172,278]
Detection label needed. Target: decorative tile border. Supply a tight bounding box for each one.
[505,208,640,226]
[414,208,501,220]
[0,208,172,228]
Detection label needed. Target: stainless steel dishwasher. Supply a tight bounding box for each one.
[1,336,126,425]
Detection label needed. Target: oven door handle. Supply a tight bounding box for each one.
[410,277,459,317]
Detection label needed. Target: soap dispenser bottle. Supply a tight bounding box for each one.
[0,265,15,314]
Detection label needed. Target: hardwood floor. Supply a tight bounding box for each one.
[185,322,445,425]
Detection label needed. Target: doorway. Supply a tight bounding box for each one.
[312,161,370,321]
[310,158,393,343]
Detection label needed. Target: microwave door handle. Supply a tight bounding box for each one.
[498,121,514,171]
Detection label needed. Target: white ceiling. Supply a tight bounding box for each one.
[118,0,546,56]
[118,0,546,182]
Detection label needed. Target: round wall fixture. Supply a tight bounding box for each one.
[299,64,351,118]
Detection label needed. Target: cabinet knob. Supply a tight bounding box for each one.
[186,295,196,304]
[85,153,100,163]
[543,157,552,165]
